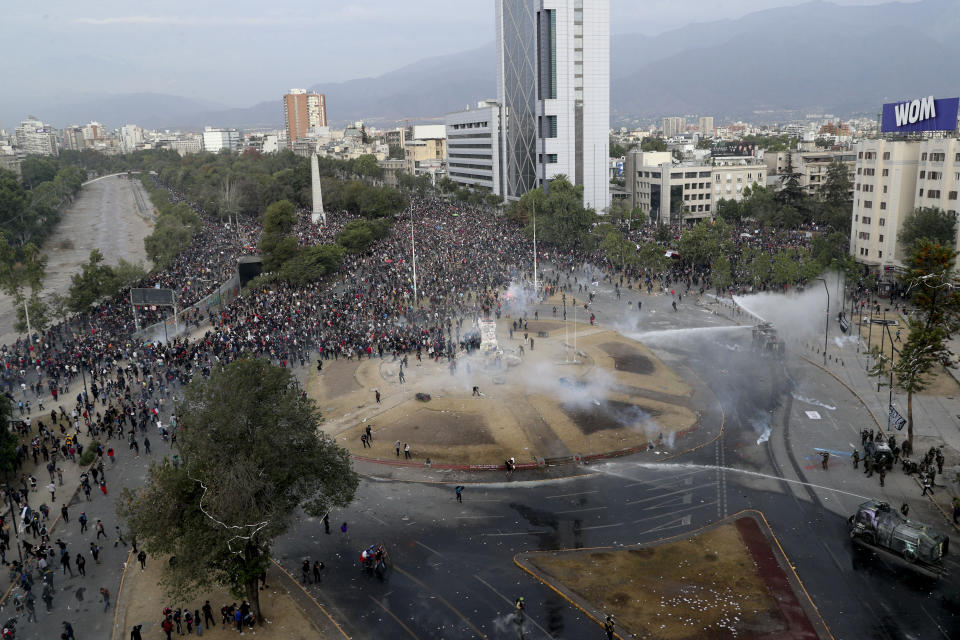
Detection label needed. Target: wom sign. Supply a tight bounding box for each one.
[881,96,960,133]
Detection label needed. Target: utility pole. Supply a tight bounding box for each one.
[533,200,538,295]
[411,209,418,303]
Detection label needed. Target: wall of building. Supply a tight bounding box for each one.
[445,103,501,193]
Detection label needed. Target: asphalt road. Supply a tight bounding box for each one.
[273,267,960,640]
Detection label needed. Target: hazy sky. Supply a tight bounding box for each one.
[3,0,914,111]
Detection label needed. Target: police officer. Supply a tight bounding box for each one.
[852,449,860,469]
[604,614,616,639]
[820,451,830,470]
[864,456,873,477]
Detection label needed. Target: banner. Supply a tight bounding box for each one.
[881,96,959,133]
[888,405,906,431]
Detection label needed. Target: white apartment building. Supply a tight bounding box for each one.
[120,124,144,153]
[202,127,240,153]
[445,100,502,194]
[699,116,714,138]
[15,117,58,156]
[496,0,610,210]
[662,117,685,138]
[169,137,203,156]
[850,138,960,272]
[624,150,765,224]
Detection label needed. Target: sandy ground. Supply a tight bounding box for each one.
[0,175,154,346]
[528,522,784,639]
[118,557,323,639]
[308,319,698,465]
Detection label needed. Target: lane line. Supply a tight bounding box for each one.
[577,522,623,531]
[456,515,505,520]
[623,468,707,488]
[481,530,547,537]
[545,490,600,499]
[635,514,692,535]
[641,500,717,514]
[393,564,488,639]
[473,575,555,640]
[414,540,444,558]
[625,483,716,505]
[555,506,607,515]
[368,595,420,639]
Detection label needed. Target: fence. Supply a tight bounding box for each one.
[133,273,241,343]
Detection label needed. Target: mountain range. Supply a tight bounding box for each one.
[15,0,960,131]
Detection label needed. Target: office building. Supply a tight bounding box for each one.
[15,117,58,156]
[384,128,406,149]
[445,100,502,194]
[496,0,610,210]
[699,116,714,138]
[624,150,765,224]
[283,89,327,144]
[662,117,686,138]
[169,137,203,156]
[849,138,960,274]
[82,122,104,143]
[202,127,240,153]
[404,137,446,176]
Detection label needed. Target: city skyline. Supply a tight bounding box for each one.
[1,0,915,124]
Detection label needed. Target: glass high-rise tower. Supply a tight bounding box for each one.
[496,0,610,211]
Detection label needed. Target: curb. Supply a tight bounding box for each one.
[798,353,960,535]
[514,509,833,640]
[110,548,135,640]
[270,559,351,639]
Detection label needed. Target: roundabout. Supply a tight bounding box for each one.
[308,317,708,469]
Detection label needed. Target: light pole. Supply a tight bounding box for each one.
[815,277,829,365]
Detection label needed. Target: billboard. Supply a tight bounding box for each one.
[130,288,175,306]
[712,142,756,157]
[881,96,959,133]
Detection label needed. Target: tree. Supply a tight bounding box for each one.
[640,137,668,152]
[0,234,46,336]
[120,359,358,622]
[0,395,19,482]
[68,249,115,312]
[777,152,806,209]
[891,240,960,444]
[279,245,344,286]
[715,198,744,223]
[696,138,714,150]
[388,145,404,160]
[46,291,70,325]
[711,254,733,293]
[678,219,731,268]
[20,156,59,189]
[259,200,300,273]
[898,207,957,249]
[15,294,48,334]
[509,177,596,250]
[352,155,382,180]
[609,140,636,157]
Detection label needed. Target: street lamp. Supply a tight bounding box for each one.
[815,277,829,365]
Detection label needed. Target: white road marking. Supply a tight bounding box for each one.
[473,575,554,639]
[555,506,607,515]
[625,484,715,505]
[415,540,444,557]
[545,490,600,499]
[577,522,623,531]
[480,530,547,537]
[635,514,692,535]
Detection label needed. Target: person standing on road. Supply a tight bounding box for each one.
[203,601,216,629]
[852,450,859,469]
[322,513,330,534]
[404,443,411,459]
[879,466,886,488]
[76,552,86,576]
[604,614,616,640]
[137,550,147,570]
[395,440,401,457]
[820,451,829,470]
[48,481,56,502]
[130,623,143,640]
[921,474,934,496]
[62,621,76,640]
[61,504,69,522]
[100,587,111,612]
[312,560,324,584]
[95,520,106,539]
[79,512,88,533]
[455,486,463,503]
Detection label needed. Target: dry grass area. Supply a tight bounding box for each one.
[857,316,960,396]
[119,557,323,639]
[528,524,785,639]
[306,322,699,465]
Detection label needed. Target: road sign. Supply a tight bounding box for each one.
[888,405,906,431]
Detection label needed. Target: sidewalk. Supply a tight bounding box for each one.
[3,393,175,640]
[796,325,960,533]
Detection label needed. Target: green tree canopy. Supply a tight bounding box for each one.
[898,207,957,249]
[279,244,344,286]
[67,249,116,311]
[120,359,358,621]
[508,177,596,250]
[640,137,668,152]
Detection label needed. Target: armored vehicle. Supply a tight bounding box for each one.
[848,500,949,568]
